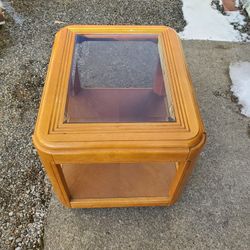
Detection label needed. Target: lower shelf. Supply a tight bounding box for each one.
[60,162,177,200]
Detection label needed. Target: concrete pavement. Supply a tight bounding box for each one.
[44,40,250,250]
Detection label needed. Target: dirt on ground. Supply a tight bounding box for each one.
[0,0,186,249]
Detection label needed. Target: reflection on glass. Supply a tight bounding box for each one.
[61,162,177,199]
[65,34,175,123]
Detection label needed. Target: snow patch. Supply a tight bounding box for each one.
[230,62,250,117]
[180,0,247,41]
[225,10,246,26]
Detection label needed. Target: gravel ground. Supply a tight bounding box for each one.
[0,0,185,249]
[75,40,159,87]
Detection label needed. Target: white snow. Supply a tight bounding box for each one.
[230,62,250,117]
[225,10,246,26]
[180,0,247,41]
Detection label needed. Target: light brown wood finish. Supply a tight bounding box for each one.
[33,25,206,208]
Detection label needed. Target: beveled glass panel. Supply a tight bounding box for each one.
[64,34,175,123]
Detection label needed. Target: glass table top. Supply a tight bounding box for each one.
[64,34,175,123]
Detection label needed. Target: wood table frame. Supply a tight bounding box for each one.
[33,25,206,208]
